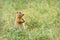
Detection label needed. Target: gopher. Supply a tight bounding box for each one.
[14,11,25,32]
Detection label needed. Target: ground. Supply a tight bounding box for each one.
[0,0,60,40]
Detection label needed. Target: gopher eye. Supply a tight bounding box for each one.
[19,12,22,14]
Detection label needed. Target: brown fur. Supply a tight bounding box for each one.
[14,11,25,32]
[16,11,25,24]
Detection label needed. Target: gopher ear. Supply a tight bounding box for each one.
[23,14,24,15]
[17,12,18,13]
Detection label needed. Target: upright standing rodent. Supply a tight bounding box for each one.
[14,11,25,32]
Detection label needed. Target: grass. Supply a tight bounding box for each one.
[0,0,60,40]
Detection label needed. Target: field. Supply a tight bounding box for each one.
[0,0,60,40]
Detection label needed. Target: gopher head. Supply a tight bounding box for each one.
[17,11,24,18]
